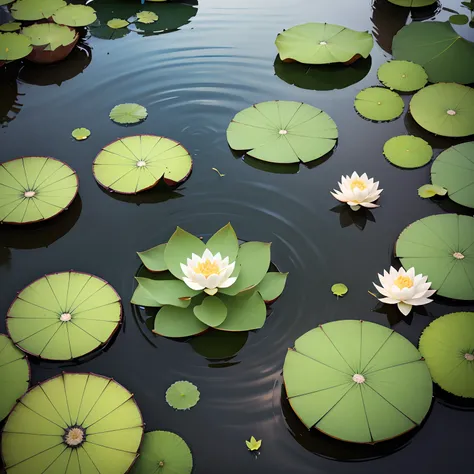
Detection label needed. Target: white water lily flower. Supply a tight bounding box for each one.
[181,248,237,295]
[331,172,383,211]
[373,266,436,316]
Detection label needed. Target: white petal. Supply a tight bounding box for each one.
[221,262,235,280]
[407,267,416,280]
[350,204,361,211]
[389,267,399,278]
[213,252,222,263]
[404,297,433,306]
[361,173,368,181]
[218,276,237,288]
[202,248,213,260]
[221,256,229,267]
[360,202,379,208]
[206,274,220,289]
[183,277,204,291]
[379,297,400,304]
[180,263,192,279]
[194,273,208,287]
[397,302,412,316]
[374,283,393,298]
[351,171,359,180]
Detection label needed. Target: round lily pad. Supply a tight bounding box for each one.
[354,87,404,122]
[388,0,436,5]
[431,142,474,209]
[52,4,97,27]
[11,0,66,21]
[0,22,22,32]
[22,23,77,52]
[395,213,474,300]
[2,372,144,473]
[275,22,373,64]
[93,135,192,194]
[131,431,193,474]
[393,21,474,84]
[383,135,432,168]
[0,333,29,422]
[165,381,200,410]
[107,18,129,29]
[7,271,122,360]
[331,283,348,297]
[419,312,474,398]
[418,184,447,199]
[283,320,432,443]
[109,103,148,125]
[409,83,474,137]
[72,127,90,141]
[0,156,78,224]
[377,60,428,92]
[0,32,32,61]
[227,101,338,164]
[136,11,159,24]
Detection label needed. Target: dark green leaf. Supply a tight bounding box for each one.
[216,291,266,331]
[255,272,288,302]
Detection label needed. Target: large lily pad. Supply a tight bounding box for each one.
[283,320,432,443]
[431,142,474,209]
[275,23,373,64]
[227,101,338,164]
[383,135,432,168]
[392,21,474,84]
[7,271,122,360]
[409,83,474,138]
[2,372,143,473]
[22,23,77,51]
[0,333,29,422]
[388,0,436,5]
[395,214,474,300]
[377,60,427,92]
[0,32,32,61]
[52,4,97,27]
[0,156,78,224]
[93,135,192,194]
[11,0,66,21]
[354,87,404,122]
[419,312,474,398]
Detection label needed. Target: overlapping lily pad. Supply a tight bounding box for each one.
[419,312,474,398]
[431,142,474,208]
[52,4,97,27]
[136,11,159,24]
[275,23,373,64]
[109,103,148,124]
[227,101,338,164]
[392,21,474,84]
[409,83,474,137]
[166,381,200,410]
[283,320,432,443]
[22,23,77,51]
[0,32,32,61]
[396,214,474,300]
[354,87,404,121]
[93,135,192,194]
[2,372,143,473]
[0,22,21,33]
[0,333,29,421]
[383,135,432,168]
[0,156,78,224]
[377,60,427,92]
[11,0,66,21]
[7,271,122,360]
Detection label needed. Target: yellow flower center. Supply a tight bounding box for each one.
[394,275,413,290]
[194,259,220,277]
[350,179,367,191]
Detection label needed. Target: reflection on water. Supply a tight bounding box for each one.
[0,63,23,127]
[331,204,376,231]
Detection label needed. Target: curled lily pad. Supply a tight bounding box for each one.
[383,135,432,169]
[52,4,97,27]
[72,127,90,140]
[377,60,427,92]
[11,0,66,21]
[136,11,159,24]
[109,103,148,124]
[418,184,447,199]
[354,87,404,122]
[0,32,32,61]
[331,283,348,297]
[107,18,129,29]
[166,381,200,410]
[0,22,22,32]
[22,23,77,52]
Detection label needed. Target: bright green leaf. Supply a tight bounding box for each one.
[11,0,66,21]
[255,272,288,302]
[136,11,159,24]
[22,23,77,52]
[131,284,162,307]
[216,291,266,331]
[377,60,427,92]
[331,283,348,297]
[245,436,262,451]
[206,223,239,262]
[135,276,199,308]
[137,243,167,272]
[107,18,129,29]
[354,87,404,122]
[165,381,200,410]
[417,184,447,199]
[383,135,432,168]
[193,296,227,327]
[109,103,147,124]
[53,5,97,27]
[449,14,469,25]
[71,127,90,141]
[0,22,22,32]
[0,32,32,61]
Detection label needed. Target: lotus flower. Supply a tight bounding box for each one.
[331,172,382,211]
[373,267,436,316]
[181,249,236,295]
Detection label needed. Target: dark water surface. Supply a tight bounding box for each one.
[1,0,473,473]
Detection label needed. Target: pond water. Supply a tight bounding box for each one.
[1,0,473,473]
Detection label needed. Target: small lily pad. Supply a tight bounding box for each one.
[11,0,66,21]
[165,381,200,410]
[383,135,432,169]
[107,18,129,29]
[22,23,76,52]
[377,60,428,92]
[418,184,447,199]
[354,87,404,122]
[246,436,262,451]
[0,22,22,33]
[52,4,97,27]
[449,14,469,25]
[0,32,32,61]
[331,283,348,297]
[71,127,90,141]
[109,103,147,124]
[136,11,159,24]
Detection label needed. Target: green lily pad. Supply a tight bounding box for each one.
[22,23,77,52]
[275,22,373,64]
[0,156,78,224]
[72,127,90,140]
[0,32,32,61]
[418,184,447,199]
[216,291,266,332]
[52,4,97,27]
[227,101,338,164]
[283,320,432,443]
[93,135,193,194]
[449,14,470,25]
[109,103,148,124]
[354,87,404,122]
[11,0,66,21]
[2,372,143,473]
[383,135,432,168]
[431,142,474,209]
[395,214,474,300]
[206,222,239,262]
[138,243,167,272]
[0,22,22,33]
[0,0,14,6]
[107,18,129,29]
[419,312,474,398]
[7,271,122,360]
[255,272,288,302]
[392,21,474,84]
[131,431,193,474]
[388,0,436,5]
[194,296,228,327]
[136,11,159,24]
[0,333,29,422]
[165,381,200,410]
[131,283,162,307]
[331,283,348,297]
[409,83,474,137]
[377,60,427,92]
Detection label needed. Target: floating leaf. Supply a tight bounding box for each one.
[93,135,192,194]
[383,135,432,169]
[0,32,32,61]
[52,4,97,27]
[449,14,469,25]
[71,127,90,140]
[11,0,66,21]
[107,18,129,29]
[193,296,228,327]
[0,334,29,422]
[165,381,200,410]
[206,222,239,263]
[393,21,474,84]
[396,214,474,300]
[227,101,338,164]
[283,320,432,442]
[136,11,159,24]
[22,23,77,52]
[462,1,474,11]
[138,243,168,272]
[131,283,162,307]
[7,271,122,360]
[2,373,143,473]
[131,431,193,474]
[354,87,404,122]
[331,283,348,297]
[212,167,225,177]
[0,22,22,33]
[246,436,262,451]
[409,83,474,137]
[417,184,447,199]
[109,103,147,124]
[0,157,78,224]
[419,312,474,398]
[377,60,427,92]
[388,0,436,5]
[431,142,474,209]
[255,272,288,302]
[275,22,373,64]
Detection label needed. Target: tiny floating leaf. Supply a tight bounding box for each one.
[212,167,225,177]
[136,11,159,24]
[71,127,90,141]
[165,381,200,410]
[331,283,348,297]
[107,18,129,29]
[418,184,447,199]
[245,436,262,451]
[109,103,147,124]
